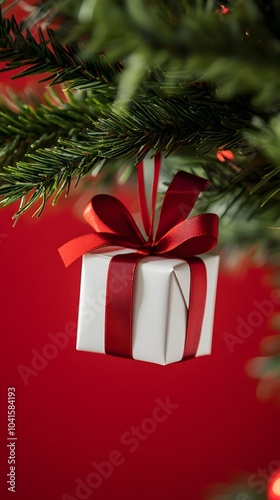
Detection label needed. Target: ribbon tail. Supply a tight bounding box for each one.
[58,234,105,267]
[58,233,139,267]
[182,257,207,360]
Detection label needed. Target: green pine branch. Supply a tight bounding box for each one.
[0,8,121,87]
[0,147,98,218]
[0,85,114,169]
[0,0,280,228]
[0,86,277,219]
[26,0,280,110]
[0,86,116,216]
[0,82,250,199]
[1,81,279,219]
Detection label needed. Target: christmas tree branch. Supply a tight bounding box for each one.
[1,82,279,218]
[25,0,280,110]
[0,0,279,225]
[0,86,113,171]
[0,147,98,218]
[5,1,280,109]
[0,8,121,87]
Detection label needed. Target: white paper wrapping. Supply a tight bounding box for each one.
[76,249,219,365]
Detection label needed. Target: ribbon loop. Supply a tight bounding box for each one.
[85,194,145,245]
[153,213,219,257]
[155,171,209,241]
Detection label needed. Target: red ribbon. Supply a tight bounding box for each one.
[59,154,219,361]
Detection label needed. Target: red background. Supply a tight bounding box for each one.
[0,3,280,497]
[0,196,280,500]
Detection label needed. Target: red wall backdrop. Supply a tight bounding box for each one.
[0,196,280,500]
[0,4,280,498]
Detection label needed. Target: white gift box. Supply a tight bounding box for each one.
[76,249,219,365]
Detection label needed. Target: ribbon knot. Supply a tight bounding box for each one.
[141,242,153,253]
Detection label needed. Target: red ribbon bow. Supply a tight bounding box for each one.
[59,154,219,361]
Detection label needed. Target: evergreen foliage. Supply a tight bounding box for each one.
[0,0,279,243]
